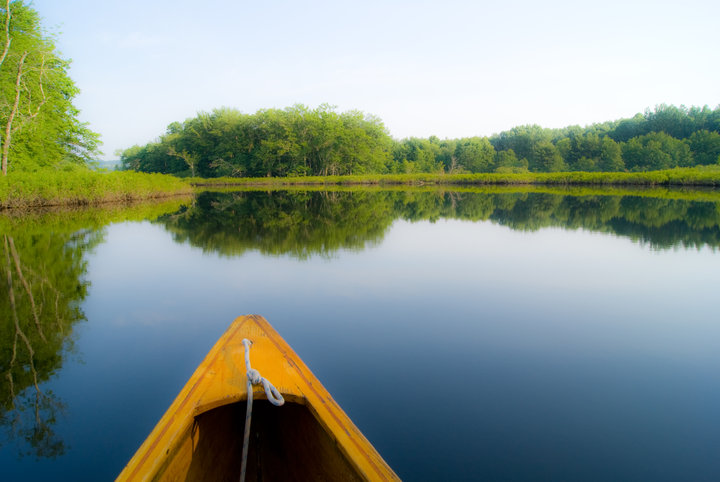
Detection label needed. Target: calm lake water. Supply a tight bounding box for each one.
[2,188,720,481]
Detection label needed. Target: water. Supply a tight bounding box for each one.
[2,189,720,481]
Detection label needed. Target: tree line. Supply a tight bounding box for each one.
[121,105,392,177]
[0,1,99,176]
[121,104,720,177]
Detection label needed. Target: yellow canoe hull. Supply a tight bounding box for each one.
[117,314,400,481]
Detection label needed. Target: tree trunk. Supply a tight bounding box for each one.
[1,51,28,176]
[0,0,10,167]
[0,0,11,68]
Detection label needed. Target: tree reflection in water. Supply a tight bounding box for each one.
[158,189,720,257]
[0,199,189,459]
[1,229,96,458]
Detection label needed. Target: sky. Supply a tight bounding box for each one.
[31,0,720,160]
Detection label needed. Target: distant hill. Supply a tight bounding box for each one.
[94,160,122,170]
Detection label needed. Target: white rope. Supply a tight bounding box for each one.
[239,338,284,482]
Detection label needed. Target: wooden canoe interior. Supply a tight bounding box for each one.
[160,400,363,481]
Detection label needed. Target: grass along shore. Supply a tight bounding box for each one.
[203,183,720,204]
[2,167,719,209]
[191,166,720,188]
[0,170,192,209]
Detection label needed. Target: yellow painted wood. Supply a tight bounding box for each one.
[116,314,400,481]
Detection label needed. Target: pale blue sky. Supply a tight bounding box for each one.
[32,0,720,159]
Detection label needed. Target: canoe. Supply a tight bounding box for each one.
[116,314,400,481]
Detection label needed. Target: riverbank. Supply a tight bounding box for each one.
[3,167,719,209]
[0,170,193,209]
[202,183,720,205]
[190,166,720,188]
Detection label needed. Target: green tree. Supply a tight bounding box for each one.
[574,157,597,171]
[494,149,528,173]
[122,104,393,178]
[556,131,603,171]
[392,137,442,173]
[455,137,495,173]
[490,124,555,169]
[0,1,99,175]
[533,141,565,172]
[435,139,459,172]
[687,130,720,165]
[598,137,624,171]
[622,132,692,171]
[644,104,695,139]
[608,113,647,143]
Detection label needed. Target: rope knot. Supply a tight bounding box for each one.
[246,368,261,385]
[241,338,285,406]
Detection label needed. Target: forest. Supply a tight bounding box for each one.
[120,104,720,178]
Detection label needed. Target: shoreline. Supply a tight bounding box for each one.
[0,171,193,209]
[189,167,720,188]
[2,167,720,209]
